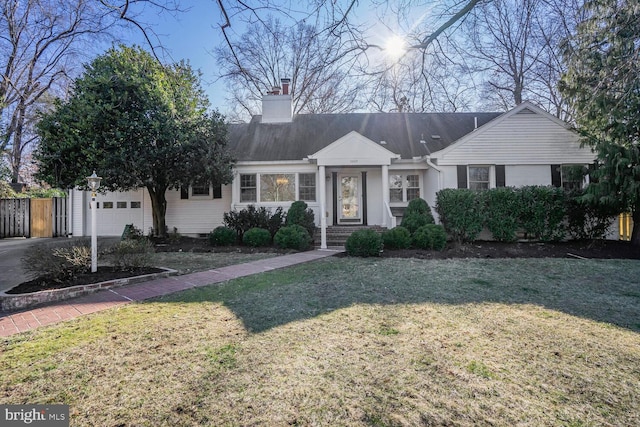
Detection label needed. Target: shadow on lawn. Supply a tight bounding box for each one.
[160,257,640,334]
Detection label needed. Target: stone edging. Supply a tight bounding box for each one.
[0,268,178,312]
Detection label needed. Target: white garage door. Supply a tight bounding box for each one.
[87,190,144,236]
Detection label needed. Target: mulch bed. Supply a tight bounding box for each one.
[7,267,164,294]
[8,238,639,294]
[378,239,640,260]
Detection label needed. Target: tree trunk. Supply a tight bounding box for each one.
[631,209,640,247]
[147,186,168,237]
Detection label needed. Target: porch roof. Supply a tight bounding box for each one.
[228,112,501,162]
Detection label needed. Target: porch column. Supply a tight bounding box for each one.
[381,164,389,227]
[319,165,327,249]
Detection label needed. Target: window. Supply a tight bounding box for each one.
[561,165,586,191]
[389,174,420,202]
[260,174,295,202]
[299,173,316,201]
[191,183,211,196]
[406,175,420,200]
[389,175,403,202]
[103,202,113,209]
[240,174,257,202]
[131,202,141,208]
[117,201,127,208]
[468,166,490,191]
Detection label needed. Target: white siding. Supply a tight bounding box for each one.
[164,185,232,236]
[436,110,594,166]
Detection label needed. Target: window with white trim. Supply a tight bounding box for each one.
[240,174,257,202]
[468,166,490,191]
[261,174,295,202]
[299,173,316,201]
[389,174,421,202]
[191,182,211,197]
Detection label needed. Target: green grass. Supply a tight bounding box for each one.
[2,257,640,426]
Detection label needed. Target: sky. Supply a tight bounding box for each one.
[124,2,233,112]
[119,1,409,115]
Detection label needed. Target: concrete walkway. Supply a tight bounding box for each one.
[0,249,341,337]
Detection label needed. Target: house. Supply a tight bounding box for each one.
[68,80,596,247]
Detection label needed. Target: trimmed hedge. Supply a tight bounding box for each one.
[242,227,272,247]
[435,186,615,243]
[483,188,520,242]
[286,201,316,237]
[274,225,312,251]
[436,189,484,244]
[209,226,237,246]
[400,198,435,234]
[345,229,383,257]
[412,224,447,250]
[518,186,566,241]
[382,226,412,249]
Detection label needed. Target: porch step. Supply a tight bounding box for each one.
[314,225,386,247]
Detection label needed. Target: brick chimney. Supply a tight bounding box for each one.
[281,78,290,95]
[261,78,293,123]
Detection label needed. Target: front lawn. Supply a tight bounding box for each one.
[2,257,639,426]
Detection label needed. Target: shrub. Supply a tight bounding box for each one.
[345,229,383,257]
[0,181,16,198]
[483,188,521,242]
[400,198,435,234]
[436,189,484,244]
[274,225,312,251]
[122,224,144,240]
[382,226,412,249]
[412,224,448,251]
[224,205,284,240]
[209,226,237,246]
[21,240,91,281]
[286,201,316,237]
[242,227,272,247]
[518,186,566,241]
[111,239,155,271]
[565,191,618,240]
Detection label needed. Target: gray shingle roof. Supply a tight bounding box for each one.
[228,112,502,162]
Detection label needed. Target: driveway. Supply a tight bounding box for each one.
[0,237,119,293]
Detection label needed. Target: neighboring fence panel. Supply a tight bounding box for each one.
[52,197,68,237]
[31,198,53,238]
[619,213,634,241]
[0,198,31,238]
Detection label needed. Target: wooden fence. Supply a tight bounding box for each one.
[0,197,67,238]
[619,213,634,241]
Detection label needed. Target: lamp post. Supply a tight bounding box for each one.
[86,171,102,273]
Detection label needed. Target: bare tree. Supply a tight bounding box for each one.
[0,0,183,184]
[461,0,584,117]
[214,0,486,118]
[215,16,366,120]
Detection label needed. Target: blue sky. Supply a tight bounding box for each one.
[124,2,231,111]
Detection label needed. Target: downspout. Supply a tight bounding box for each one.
[425,157,443,223]
[425,156,442,190]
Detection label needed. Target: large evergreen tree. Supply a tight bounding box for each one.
[560,0,640,245]
[35,45,234,237]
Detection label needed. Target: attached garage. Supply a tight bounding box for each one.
[86,190,144,236]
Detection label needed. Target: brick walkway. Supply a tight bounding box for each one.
[0,249,340,337]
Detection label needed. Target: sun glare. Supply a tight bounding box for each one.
[384,35,407,60]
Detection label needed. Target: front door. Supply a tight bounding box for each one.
[339,175,362,224]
